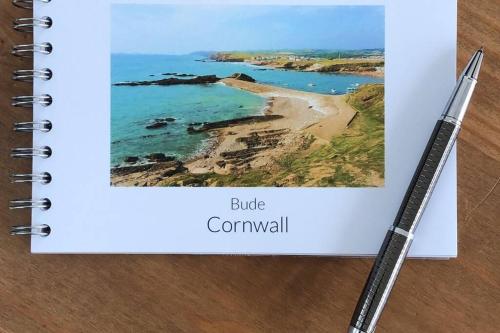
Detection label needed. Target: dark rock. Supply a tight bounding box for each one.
[161,161,187,177]
[220,147,268,160]
[228,73,256,83]
[236,130,284,149]
[216,160,227,168]
[146,153,176,163]
[112,160,186,177]
[114,75,221,87]
[153,117,175,124]
[146,121,168,130]
[214,129,289,171]
[187,115,283,133]
[163,72,197,77]
[124,156,139,164]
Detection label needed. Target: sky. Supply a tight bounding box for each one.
[111,5,384,54]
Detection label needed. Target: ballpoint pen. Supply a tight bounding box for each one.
[348,48,484,333]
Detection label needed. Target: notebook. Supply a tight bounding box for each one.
[10,0,457,255]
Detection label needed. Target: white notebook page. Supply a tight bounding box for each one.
[32,0,457,255]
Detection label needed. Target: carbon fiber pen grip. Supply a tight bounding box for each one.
[394,120,459,232]
[350,230,411,332]
[350,120,460,333]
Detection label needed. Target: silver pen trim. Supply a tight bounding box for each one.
[441,48,483,125]
[390,226,414,239]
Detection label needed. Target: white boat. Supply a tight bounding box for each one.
[308,83,316,87]
[330,89,337,94]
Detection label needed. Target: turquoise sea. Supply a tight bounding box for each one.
[111,54,383,166]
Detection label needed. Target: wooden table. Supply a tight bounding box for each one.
[0,1,498,332]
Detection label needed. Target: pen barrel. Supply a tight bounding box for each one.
[350,120,460,333]
[393,119,460,233]
[350,229,413,333]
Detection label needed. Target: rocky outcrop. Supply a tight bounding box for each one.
[181,178,208,187]
[111,160,186,177]
[236,128,290,149]
[146,117,176,130]
[228,73,256,83]
[145,117,176,129]
[210,53,245,62]
[187,115,284,133]
[146,153,176,163]
[146,121,168,130]
[114,75,221,87]
[114,73,259,87]
[162,73,196,77]
[124,156,139,163]
[215,129,289,172]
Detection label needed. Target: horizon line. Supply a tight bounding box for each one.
[111,48,386,57]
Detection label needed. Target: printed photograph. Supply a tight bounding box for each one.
[111,5,385,187]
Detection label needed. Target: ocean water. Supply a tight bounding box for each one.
[111,54,383,166]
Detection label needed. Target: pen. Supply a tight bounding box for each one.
[348,48,484,333]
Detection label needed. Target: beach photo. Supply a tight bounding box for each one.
[111,4,385,187]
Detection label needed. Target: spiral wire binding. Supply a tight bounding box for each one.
[13,69,52,82]
[12,0,51,10]
[10,0,53,237]
[11,147,52,159]
[13,17,52,32]
[12,42,53,57]
[13,120,52,133]
[11,172,52,184]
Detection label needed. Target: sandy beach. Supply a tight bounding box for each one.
[185,79,357,175]
[222,78,357,140]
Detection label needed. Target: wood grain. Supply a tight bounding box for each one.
[0,1,498,332]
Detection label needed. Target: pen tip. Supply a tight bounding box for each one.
[479,46,484,53]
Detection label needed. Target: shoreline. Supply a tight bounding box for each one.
[111,79,358,186]
[211,53,385,78]
[216,59,385,78]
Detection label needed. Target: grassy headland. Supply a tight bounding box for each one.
[211,50,384,77]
